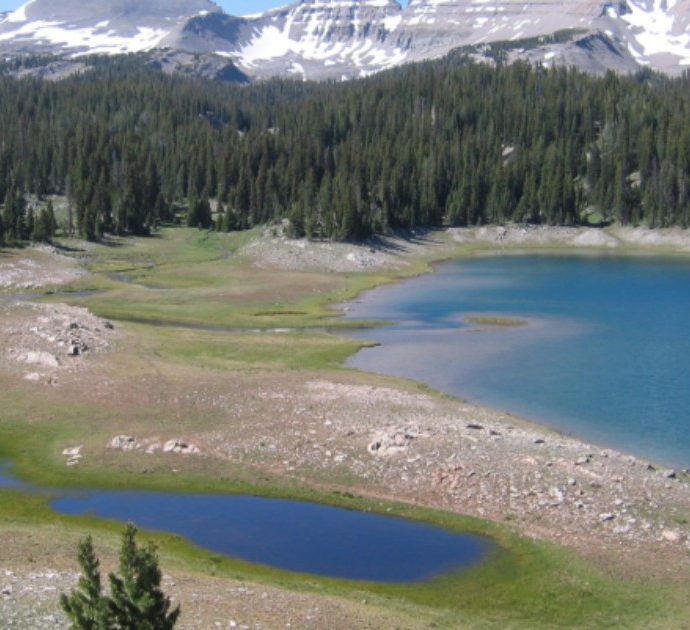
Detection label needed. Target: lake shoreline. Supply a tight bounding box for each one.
[341,251,690,470]
[2,225,690,627]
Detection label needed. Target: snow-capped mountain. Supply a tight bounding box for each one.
[0,0,221,55]
[1,0,690,80]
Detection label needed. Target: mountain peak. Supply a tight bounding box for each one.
[1,0,689,79]
[0,0,222,56]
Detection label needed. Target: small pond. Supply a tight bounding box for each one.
[0,466,492,583]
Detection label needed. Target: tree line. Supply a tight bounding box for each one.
[1,54,690,244]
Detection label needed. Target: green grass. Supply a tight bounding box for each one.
[465,315,528,327]
[2,225,689,628]
[0,477,683,629]
[44,227,426,331]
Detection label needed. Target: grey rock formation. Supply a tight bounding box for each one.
[1,0,690,80]
[0,0,221,56]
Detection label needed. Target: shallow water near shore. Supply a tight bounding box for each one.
[345,254,690,468]
[0,465,491,583]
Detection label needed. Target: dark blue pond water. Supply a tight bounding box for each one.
[345,254,690,468]
[0,466,491,582]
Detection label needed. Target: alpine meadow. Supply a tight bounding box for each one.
[2,1,690,628]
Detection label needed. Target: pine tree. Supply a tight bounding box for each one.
[32,204,55,242]
[2,186,26,241]
[60,526,180,630]
[60,536,108,630]
[26,207,35,239]
[186,194,213,229]
[106,525,180,630]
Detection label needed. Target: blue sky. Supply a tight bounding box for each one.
[0,1,300,16]
[0,1,411,16]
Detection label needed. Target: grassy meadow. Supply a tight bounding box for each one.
[1,226,688,628]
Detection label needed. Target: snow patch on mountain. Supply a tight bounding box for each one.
[233,0,408,78]
[4,0,35,23]
[1,0,690,79]
[0,21,170,55]
[621,0,690,66]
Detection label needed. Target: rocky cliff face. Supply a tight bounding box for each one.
[1,0,690,80]
[0,0,221,55]
[214,0,407,80]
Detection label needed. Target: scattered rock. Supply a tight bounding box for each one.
[466,423,484,430]
[108,435,137,451]
[62,445,83,467]
[599,513,616,522]
[4,303,119,375]
[533,438,545,445]
[163,439,200,455]
[62,446,82,458]
[663,469,677,479]
[662,529,682,543]
[549,487,564,505]
[368,428,419,457]
[0,245,84,289]
[22,351,59,368]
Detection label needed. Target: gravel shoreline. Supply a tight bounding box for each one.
[2,227,690,627]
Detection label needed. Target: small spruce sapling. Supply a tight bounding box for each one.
[61,525,180,629]
[60,536,108,629]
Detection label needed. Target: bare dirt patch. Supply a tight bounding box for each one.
[449,224,690,251]
[71,362,690,580]
[3,229,690,627]
[239,224,690,276]
[0,302,119,384]
[0,564,419,629]
[239,225,449,273]
[189,373,690,581]
[0,246,85,290]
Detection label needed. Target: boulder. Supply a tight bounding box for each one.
[662,529,682,543]
[163,439,200,455]
[108,435,137,451]
[62,445,82,458]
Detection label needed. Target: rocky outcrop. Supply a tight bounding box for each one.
[0,0,221,56]
[229,0,406,80]
[2,302,119,381]
[106,435,202,455]
[2,0,690,79]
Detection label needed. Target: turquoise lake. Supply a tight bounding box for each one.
[344,254,690,468]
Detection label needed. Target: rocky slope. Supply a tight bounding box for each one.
[0,0,222,55]
[1,0,690,80]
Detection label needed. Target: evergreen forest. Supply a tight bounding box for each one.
[2,55,690,243]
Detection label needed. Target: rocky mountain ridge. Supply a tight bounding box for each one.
[1,0,689,80]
